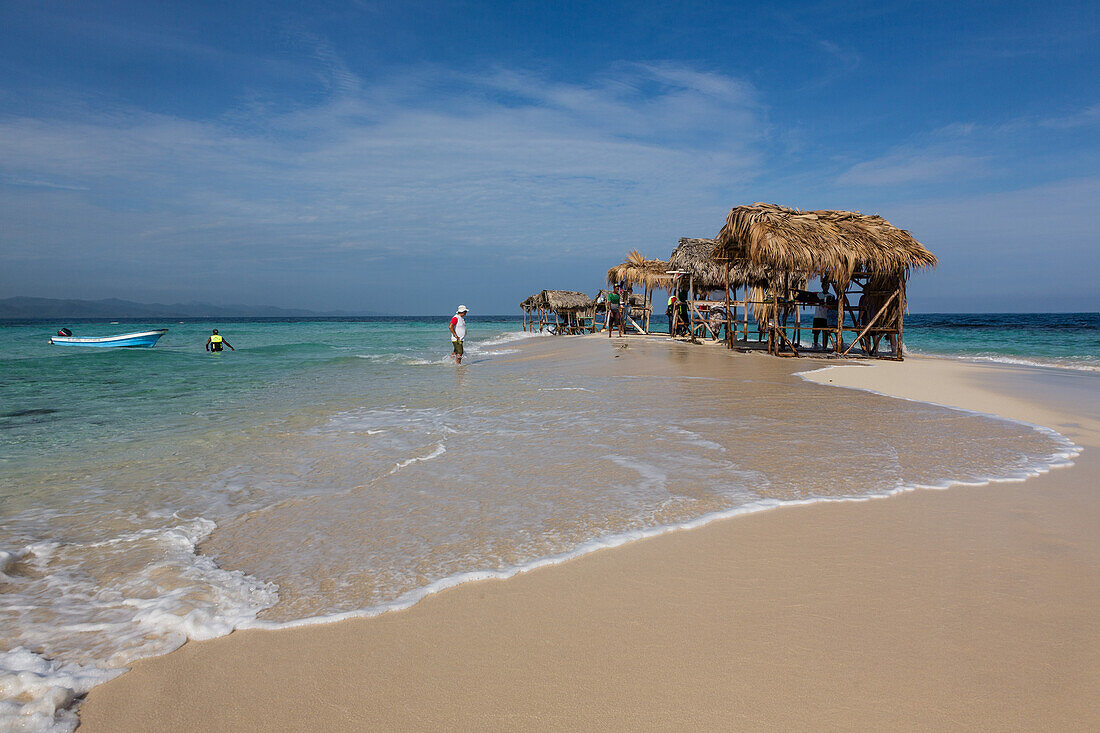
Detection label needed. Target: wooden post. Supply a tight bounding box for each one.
[622,287,628,336]
[770,291,778,354]
[835,284,845,354]
[794,284,802,348]
[897,272,906,359]
[645,286,652,333]
[724,262,732,349]
[781,273,787,350]
[743,291,749,343]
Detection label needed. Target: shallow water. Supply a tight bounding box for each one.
[0,318,1081,731]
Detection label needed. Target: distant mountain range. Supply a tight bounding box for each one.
[0,297,372,319]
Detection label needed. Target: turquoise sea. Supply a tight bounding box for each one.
[0,317,525,467]
[2,313,1095,467]
[0,313,1090,731]
[904,312,1100,372]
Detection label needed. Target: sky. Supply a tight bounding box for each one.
[1,0,1097,314]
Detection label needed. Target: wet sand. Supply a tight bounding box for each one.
[78,345,1100,731]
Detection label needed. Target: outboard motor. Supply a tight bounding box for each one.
[57,328,72,337]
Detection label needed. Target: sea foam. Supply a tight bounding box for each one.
[0,518,276,732]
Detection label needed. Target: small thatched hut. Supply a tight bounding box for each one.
[664,237,779,343]
[713,203,936,358]
[605,250,670,334]
[541,290,596,334]
[520,294,543,332]
[669,238,725,293]
[606,250,672,291]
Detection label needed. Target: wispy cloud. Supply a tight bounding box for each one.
[0,61,771,307]
[837,151,990,186]
[1038,102,1100,129]
[817,40,861,72]
[0,62,767,264]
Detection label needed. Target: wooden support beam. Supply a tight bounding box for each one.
[840,290,899,357]
[724,265,732,349]
[773,323,801,356]
[897,272,906,358]
[689,302,720,341]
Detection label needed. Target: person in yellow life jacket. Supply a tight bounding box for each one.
[205,329,234,352]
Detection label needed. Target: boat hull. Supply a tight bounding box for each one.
[49,329,168,348]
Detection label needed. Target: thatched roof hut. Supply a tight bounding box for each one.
[520,294,541,310]
[668,237,773,291]
[607,250,672,290]
[541,290,595,313]
[713,203,936,286]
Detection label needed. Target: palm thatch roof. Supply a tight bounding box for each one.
[713,203,936,285]
[668,237,773,291]
[607,250,673,290]
[541,290,595,312]
[520,294,541,310]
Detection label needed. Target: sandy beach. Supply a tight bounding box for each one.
[78,341,1100,731]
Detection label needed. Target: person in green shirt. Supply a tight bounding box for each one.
[607,284,623,337]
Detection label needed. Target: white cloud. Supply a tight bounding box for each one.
[817,40,861,72]
[1038,102,1100,129]
[0,62,766,270]
[837,151,990,186]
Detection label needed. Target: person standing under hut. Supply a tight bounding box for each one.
[607,284,622,337]
[677,290,690,336]
[824,290,839,352]
[857,289,878,356]
[205,329,234,352]
[449,305,468,364]
[812,282,830,351]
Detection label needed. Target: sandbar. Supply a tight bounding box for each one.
[78,344,1100,731]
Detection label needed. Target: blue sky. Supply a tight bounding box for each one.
[1,0,1097,313]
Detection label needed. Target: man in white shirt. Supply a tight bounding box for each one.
[449,305,468,363]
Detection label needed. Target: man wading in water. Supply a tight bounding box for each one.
[449,305,468,364]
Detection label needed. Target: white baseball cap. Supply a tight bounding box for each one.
[457,305,468,313]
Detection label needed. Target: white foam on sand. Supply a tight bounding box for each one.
[0,649,122,733]
[389,443,447,474]
[0,518,276,733]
